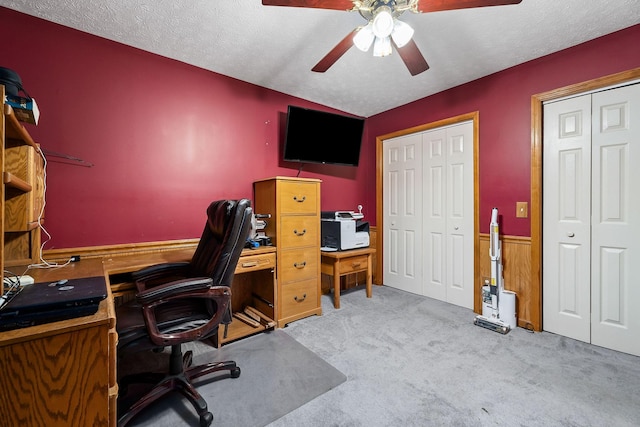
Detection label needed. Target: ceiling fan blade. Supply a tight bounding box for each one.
[261,0,355,10]
[312,29,358,73]
[417,0,522,13]
[393,39,429,76]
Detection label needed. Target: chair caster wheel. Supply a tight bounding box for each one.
[200,411,213,427]
[231,366,241,378]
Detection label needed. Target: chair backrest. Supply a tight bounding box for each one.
[190,199,252,286]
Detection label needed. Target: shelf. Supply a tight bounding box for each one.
[3,171,32,192]
[26,220,41,231]
[4,256,36,268]
[2,86,44,281]
[219,319,272,346]
[3,104,37,148]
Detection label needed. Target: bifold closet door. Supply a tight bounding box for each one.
[383,132,423,295]
[543,83,640,356]
[383,121,473,310]
[590,84,640,356]
[422,122,474,309]
[542,94,592,343]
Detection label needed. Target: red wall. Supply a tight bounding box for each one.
[1,8,373,248]
[368,24,640,235]
[2,7,639,247]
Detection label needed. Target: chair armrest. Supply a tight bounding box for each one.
[138,281,232,346]
[136,277,212,305]
[132,262,190,281]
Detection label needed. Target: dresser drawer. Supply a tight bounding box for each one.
[338,254,369,274]
[280,279,318,319]
[280,247,318,283]
[280,182,318,214]
[279,216,318,249]
[235,252,276,274]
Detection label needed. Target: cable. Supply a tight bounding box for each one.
[1,270,24,310]
[27,145,73,270]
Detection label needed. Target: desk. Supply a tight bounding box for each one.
[103,246,277,347]
[0,258,116,426]
[321,247,375,309]
[0,246,276,426]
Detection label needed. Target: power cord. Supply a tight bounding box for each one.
[27,145,73,270]
[1,270,25,310]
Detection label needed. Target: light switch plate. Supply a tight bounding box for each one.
[516,202,528,218]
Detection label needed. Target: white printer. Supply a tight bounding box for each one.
[321,210,370,251]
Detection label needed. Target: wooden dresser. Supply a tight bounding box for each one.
[254,177,322,326]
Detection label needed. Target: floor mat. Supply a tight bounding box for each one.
[123,329,347,426]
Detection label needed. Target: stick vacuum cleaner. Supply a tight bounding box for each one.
[474,208,516,334]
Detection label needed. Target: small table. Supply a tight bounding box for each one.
[321,247,375,309]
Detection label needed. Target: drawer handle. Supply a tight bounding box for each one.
[241,261,259,268]
[294,293,307,302]
[293,195,306,203]
[293,228,307,236]
[293,261,307,269]
[351,262,362,268]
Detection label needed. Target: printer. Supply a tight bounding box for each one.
[321,210,370,251]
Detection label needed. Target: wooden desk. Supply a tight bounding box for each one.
[102,247,195,297]
[321,247,375,309]
[103,246,277,347]
[217,246,277,346]
[0,246,276,426]
[0,258,117,426]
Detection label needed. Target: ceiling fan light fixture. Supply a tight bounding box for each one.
[391,19,414,48]
[372,7,394,39]
[373,35,392,57]
[353,23,375,52]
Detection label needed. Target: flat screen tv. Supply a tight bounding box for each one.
[283,105,365,167]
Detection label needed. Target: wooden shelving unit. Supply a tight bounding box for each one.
[1,85,44,289]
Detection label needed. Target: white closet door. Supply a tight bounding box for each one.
[423,122,474,309]
[444,122,474,309]
[543,83,640,356]
[383,121,473,309]
[542,94,592,343]
[591,84,640,356]
[422,127,447,301]
[383,133,423,294]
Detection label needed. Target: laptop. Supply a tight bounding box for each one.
[0,276,107,331]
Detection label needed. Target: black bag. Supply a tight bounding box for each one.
[0,67,29,97]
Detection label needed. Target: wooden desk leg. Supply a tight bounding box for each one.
[366,253,372,298]
[333,259,341,309]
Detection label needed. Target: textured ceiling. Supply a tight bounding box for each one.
[1,0,639,117]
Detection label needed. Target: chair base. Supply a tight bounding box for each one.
[118,345,241,427]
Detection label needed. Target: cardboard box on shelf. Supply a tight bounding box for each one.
[5,94,40,125]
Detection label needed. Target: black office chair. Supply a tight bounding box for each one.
[116,199,252,427]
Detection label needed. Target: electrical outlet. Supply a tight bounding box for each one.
[516,202,528,218]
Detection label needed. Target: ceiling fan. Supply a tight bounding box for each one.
[262,0,523,76]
